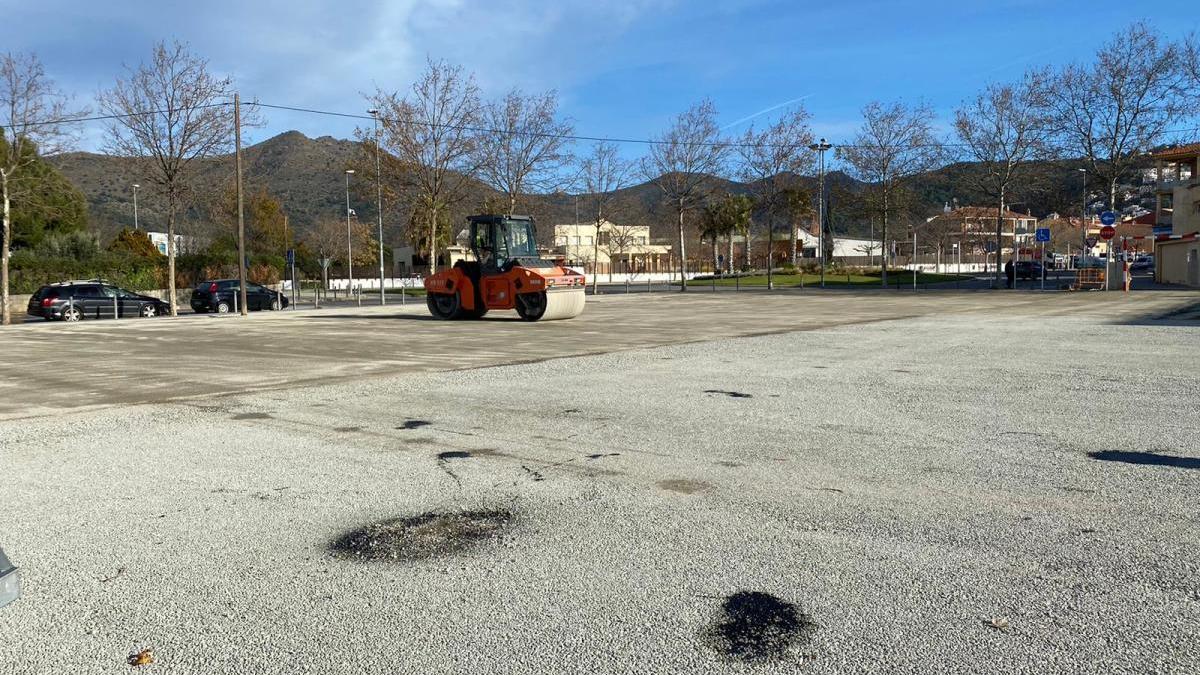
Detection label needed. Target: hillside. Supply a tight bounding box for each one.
[53,130,1151,247]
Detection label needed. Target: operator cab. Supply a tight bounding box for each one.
[467,215,543,273]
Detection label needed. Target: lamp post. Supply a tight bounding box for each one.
[1078,168,1088,266]
[132,184,140,231]
[369,108,385,305]
[345,169,355,299]
[808,139,832,288]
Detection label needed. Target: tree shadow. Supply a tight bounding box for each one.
[1087,451,1200,470]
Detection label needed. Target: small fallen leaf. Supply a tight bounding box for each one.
[127,649,153,667]
[984,617,1010,631]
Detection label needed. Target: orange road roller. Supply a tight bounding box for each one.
[423,215,586,321]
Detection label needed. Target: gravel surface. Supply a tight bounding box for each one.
[1,305,1198,674]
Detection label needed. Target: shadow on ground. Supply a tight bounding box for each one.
[1088,451,1200,470]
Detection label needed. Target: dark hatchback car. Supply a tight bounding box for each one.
[190,279,288,313]
[27,282,172,322]
[1015,261,1044,280]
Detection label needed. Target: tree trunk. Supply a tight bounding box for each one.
[790,218,799,267]
[767,217,774,290]
[167,197,178,316]
[1,171,10,326]
[428,206,437,277]
[711,236,718,274]
[593,220,601,294]
[743,228,751,271]
[995,188,1005,289]
[677,201,687,292]
[881,191,889,286]
[727,233,734,274]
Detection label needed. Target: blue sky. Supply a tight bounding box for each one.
[7,0,1199,155]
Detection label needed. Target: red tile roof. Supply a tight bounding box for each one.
[1151,142,1200,160]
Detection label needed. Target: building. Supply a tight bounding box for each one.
[923,206,1038,256]
[1153,143,1199,236]
[552,220,672,275]
[145,231,200,256]
[1152,144,1200,287]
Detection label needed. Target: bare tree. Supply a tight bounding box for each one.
[1038,22,1194,214]
[303,217,375,286]
[837,101,943,285]
[370,59,481,276]
[99,41,242,315]
[579,141,630,292]
[642,100,729,291]
[955,75,1049,287]
[476,89,574,214]
[1,52,86,325]
[736,109,815,282]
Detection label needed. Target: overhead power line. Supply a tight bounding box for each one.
[7,99,1200,152]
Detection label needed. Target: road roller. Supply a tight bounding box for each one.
[423,214,586,321]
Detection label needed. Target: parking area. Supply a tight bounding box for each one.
[1,290,1199,673]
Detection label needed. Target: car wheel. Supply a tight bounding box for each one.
[141,304,158,318]
[271,298,282,311]
[62,305,83,322]
[217,301,231,314]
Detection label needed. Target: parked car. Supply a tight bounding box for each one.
[1015,261,1044,280]
[1130,257,1154,273]
[26,281,172,322]
[190,279,288,313]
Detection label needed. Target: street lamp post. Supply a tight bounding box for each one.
[345,169,355,301]
[808,139,832,288]
[369,109,385,305]
[132,184,140,231]
[1078,168,1088,267]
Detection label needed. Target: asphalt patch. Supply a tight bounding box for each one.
[232,412,272,420]
[704,390,753,399]
[657,479,713,494]
[707,591,817,663]
[397,420,432,430]
[586,453,620,460]
[334,426,362,433]
[1087,450,1200,470]
[437,451,472,461]
[329,509,515,562]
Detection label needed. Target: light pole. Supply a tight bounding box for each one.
[369,109,386,305]
[1078,168,1088,267]
[808,139,832,288]
[132,184,140,231]
[345,169,355,299]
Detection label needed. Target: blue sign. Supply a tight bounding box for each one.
[985,241,998,253]
[1035,228,1051,242]
[1100,211,1117,226]
[286,249,295,265]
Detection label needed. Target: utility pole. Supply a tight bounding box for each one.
[370,109,385,305]
[132,184,140,231]
[235,93,248,316]
[809,139,832,288]
[345,169,355,300]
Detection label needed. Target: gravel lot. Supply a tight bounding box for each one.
[1,292,1198,673]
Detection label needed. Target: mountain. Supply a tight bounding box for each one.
[53,130,1152,247]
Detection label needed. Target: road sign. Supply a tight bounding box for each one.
[1100,225,1116,240]
[1035,228,1051,242]
[1085,236,1099,248]
[286,249,295,265]
[1100,211,1117,226]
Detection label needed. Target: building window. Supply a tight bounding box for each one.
[555,236,567,246]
